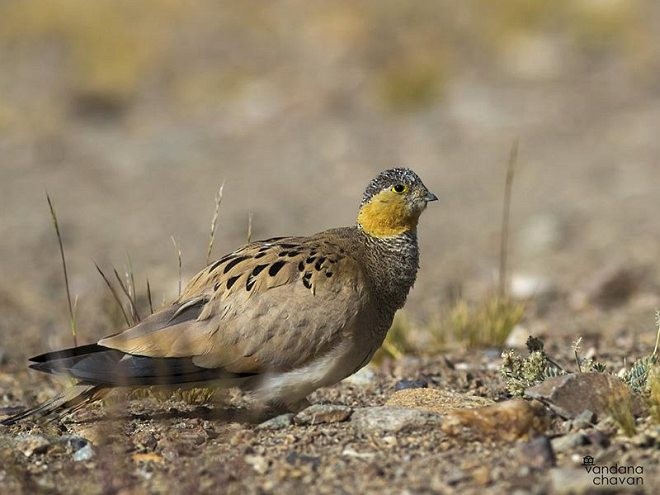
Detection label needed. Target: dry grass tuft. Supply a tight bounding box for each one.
[373,312,417,363]
[446,295,525,349]
[606,387,637,437]
[648,366,660,425]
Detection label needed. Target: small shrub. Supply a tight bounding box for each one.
[500,336,566,396]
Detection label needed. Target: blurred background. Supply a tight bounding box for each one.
[1,0,659,357]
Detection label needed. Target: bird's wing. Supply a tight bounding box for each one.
[98,234,370,373]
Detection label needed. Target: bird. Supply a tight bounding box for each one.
[2,167,437,425]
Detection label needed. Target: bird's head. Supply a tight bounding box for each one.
[357,168,437,238]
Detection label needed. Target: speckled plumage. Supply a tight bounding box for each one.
[2,168,436,424]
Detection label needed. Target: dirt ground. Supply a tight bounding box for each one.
[1,1,659,494]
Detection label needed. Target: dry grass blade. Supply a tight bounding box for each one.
[46,193,78,347]
[653,310,660,357]
[498,139,519,298]
[146,277,154,315]
[247,211,254,243]
[94,262,131,327]
[113,267,140,324]
[206,181,225,265]
[171,236,182,297]
[125,253,137,308]
[572,337,583,372]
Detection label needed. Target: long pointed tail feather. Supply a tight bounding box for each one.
[1,385,109,426]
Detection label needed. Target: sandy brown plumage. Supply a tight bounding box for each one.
[2,168,436,425]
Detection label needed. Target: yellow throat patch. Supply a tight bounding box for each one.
[357,190,420,238]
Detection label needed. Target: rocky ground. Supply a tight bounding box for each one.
[1,1,660,494]
[1,320,658,494]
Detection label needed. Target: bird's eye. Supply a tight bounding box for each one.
[392,184,406,193]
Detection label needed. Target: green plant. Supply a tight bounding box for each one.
[621,312,660,394]
[500,336,566,396]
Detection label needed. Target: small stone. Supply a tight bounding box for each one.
[549,468,594,495]
[445,467,468,485]
[70,425,104,446]
[73,444,95,462]
[394,379,428,391]
[386,388,494,415]
[58,435,89,452]
[244,454,269,474]
[132,452,164,463]
[572,410,595,429]
[525,373,636,419]
[509,275,555,300]
[584,430,610,448]
[15,434,50,457]
[351,406,442,434]
[341,448,375,460]
[518,436,555,468]
[285,452,321,470]
[294,404,352,426]
[256,413,294,430]
[470,466,491,486]
[342,367,376,386]
[441,399,547,441]
[132,430,157,451]
[551,433,586,453]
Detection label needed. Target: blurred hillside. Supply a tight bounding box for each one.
[1,0,659,353]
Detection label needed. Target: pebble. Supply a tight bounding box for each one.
[351,406,442,434]
[441,399,547,441]
[58,435,89,452]
[525,373,636,419]
[394,379,428,391]
[518,436,555,468]
[509,274,554,300]
[551,433,586,453]
[386,388,494,415]
[341,448,375,460]
[584,430,610,448]
[285,452,321,470]
[548,468,594,495]
[256,413,294,431]
[572,409,595,429]
[15,434,50,457]
[132,430,158,451]
[294,404,352,426]
[244,454,269,474]
[72,444,95,462]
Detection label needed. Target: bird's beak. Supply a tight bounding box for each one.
[424,191,438,202]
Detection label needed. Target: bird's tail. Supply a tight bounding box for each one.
[1,384,109,426]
